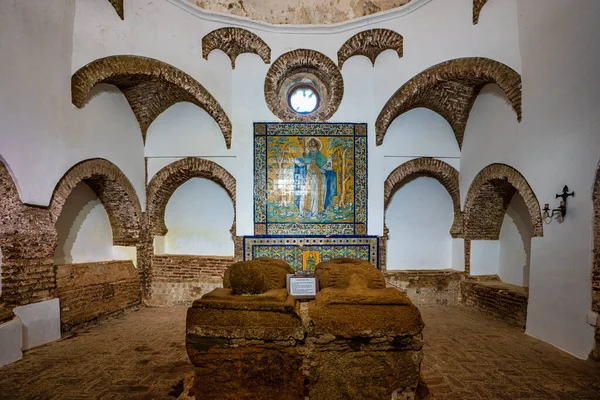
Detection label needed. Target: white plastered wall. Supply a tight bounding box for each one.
[385,176,454,270]
[0,1,146,209]
[459,0,600,358]
[163,178,235,256]
[72,0,520,238]
[54,182,114,264]
[8,0,597,361]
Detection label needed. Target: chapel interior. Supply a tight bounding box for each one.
[1,0,600,399]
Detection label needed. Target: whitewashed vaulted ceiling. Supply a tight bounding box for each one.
[187,0,413,24]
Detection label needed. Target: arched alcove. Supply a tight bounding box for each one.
[146,157,236,237]
[163,178,234,256]
[49,160,142,331]
[49,159,143,247]
[386,176,454,270]
[146,157,236,306]
[461,164,541,329]
[383,158,462,271]
[53,182,114,264]
[498,192,533,287]
[463,164,542,241]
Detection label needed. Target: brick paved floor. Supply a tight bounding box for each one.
[0,305,599,399]
[420,306,600,399]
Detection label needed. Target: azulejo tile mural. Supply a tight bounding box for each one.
[243,236,379,273]
[254,123,367,236]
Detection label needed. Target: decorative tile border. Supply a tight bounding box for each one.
[254,122,368,236]
[243,236,379,273]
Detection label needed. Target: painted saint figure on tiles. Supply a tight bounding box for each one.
[293,137,337,218]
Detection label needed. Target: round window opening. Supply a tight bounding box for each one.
[288,85,320,114]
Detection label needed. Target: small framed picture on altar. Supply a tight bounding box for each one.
[286,274,319,300]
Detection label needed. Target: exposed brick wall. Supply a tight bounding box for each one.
[149,255,233,306]
[460,279,528,329]
[464,239,471,275]
[233,236,244,262]
[49,159,143,246]
[384,157,463,238]
[464,164,543,240]
[146,157,236,237]
[0,302,14,324]
[593,326,600,361]
[379,225,389,270]
[592,168,600,360]
[384,270,463,305]
[137,213,153,298]
[0,162,57,307]
[56,261,141,331]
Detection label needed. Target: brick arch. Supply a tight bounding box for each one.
[146,157,236,237]
[591,165,600,360]
[384,158,462,238]
[49,159,143,246]
[463,164,543,240]
[71,55,232,148]
[376,57,522,149]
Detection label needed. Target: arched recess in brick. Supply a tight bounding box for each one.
[384,158,462,238]
[71,55,232,148]
[49,159,143,246]
[146,157,236,237]
[376,57,522,149]
[0,159,56,306]
[591,165,600,359]
[463,164,543,240]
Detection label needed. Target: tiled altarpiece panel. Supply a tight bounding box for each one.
[254,122,367,235]
[249,122,376,272]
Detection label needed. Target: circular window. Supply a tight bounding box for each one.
[288,85,320,114]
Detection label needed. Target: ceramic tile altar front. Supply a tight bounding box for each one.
[254,123,367,236]
[249,123,377,272]
[243,236,379,273]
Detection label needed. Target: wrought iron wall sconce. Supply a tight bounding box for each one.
[543,186,574,223]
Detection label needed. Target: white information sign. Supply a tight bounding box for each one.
[286,274,319,299]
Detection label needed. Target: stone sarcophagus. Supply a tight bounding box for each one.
[185,259,305,400]
[186,257,431,400]
[307,258,429,399]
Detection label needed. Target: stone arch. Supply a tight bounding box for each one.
[202,27,271,69]
[463,164,543,240]
[0,159,56,306]
[337,29,403,68]
[49,159,143,246]
[591,165,600,359]
[384,158,462,238]
[146,157,236,237]
[376,57,522,148]
[71,55,232,148]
